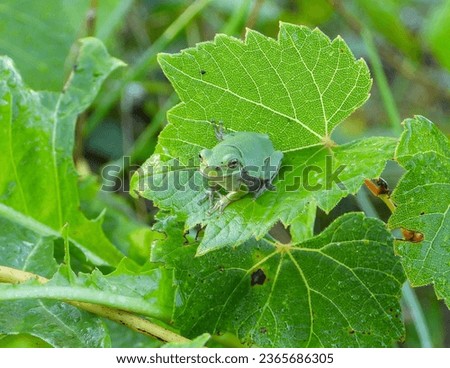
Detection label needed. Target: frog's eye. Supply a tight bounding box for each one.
[198,153,203,161]
[227,159,239,169]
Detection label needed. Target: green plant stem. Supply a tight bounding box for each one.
[97,0,132,41]
[245,0,265,33]
[355,188,378,218]
[402,282,433,348]
[105,93,178,178]
[221,0,252,35]
[330,0,450,104]
[86,0,98,37]
[361,28,402,135]
[131,93,178,163]
[0,265,190,344]
[360,26,432,346]
[86,0,212,135]
[358,28,431,342]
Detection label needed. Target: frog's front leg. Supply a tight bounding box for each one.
[199,175,220,205]
[199,185,220,205]
[212,120,226,141]
[207,189,248,215]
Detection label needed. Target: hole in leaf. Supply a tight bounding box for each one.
[251,268,266,286]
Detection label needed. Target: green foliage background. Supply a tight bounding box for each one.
[0,0,449,348]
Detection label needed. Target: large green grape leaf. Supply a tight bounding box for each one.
[157,23,371,153]
[0,38,125,267]
[134,138,395,255]
[158,213,405,347]
[388,116,450,306]
[132,23,395,254]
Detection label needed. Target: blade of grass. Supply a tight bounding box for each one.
[355,188,378,218]
[361,28,402,135]
[131,93,178,163]
[221,0,252,35]
[402,282,433,348]
[330,0,450,104]
[358,32,431,345]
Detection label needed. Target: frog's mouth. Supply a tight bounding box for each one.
[199,165,236,179]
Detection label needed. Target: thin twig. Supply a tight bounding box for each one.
[86,0,98,37]
[361,179,432,347]
[74,0,99,165]
[244,0,265,36]
[0,265,190,344]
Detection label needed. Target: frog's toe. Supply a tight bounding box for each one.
[265,181,276,191]
[207,202,222,216]
[198,194,208,205]
[254,185,269,198]
[212,120,226,141]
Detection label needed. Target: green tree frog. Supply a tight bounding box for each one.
[199,123,283,214]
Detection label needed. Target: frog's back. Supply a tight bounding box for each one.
[223,131,272,156]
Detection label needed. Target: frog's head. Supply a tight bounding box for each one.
[198,145,243,179]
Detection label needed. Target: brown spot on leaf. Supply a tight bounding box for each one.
[251,268,266,286]
[260,327,267,334]
[402,228,424,242]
